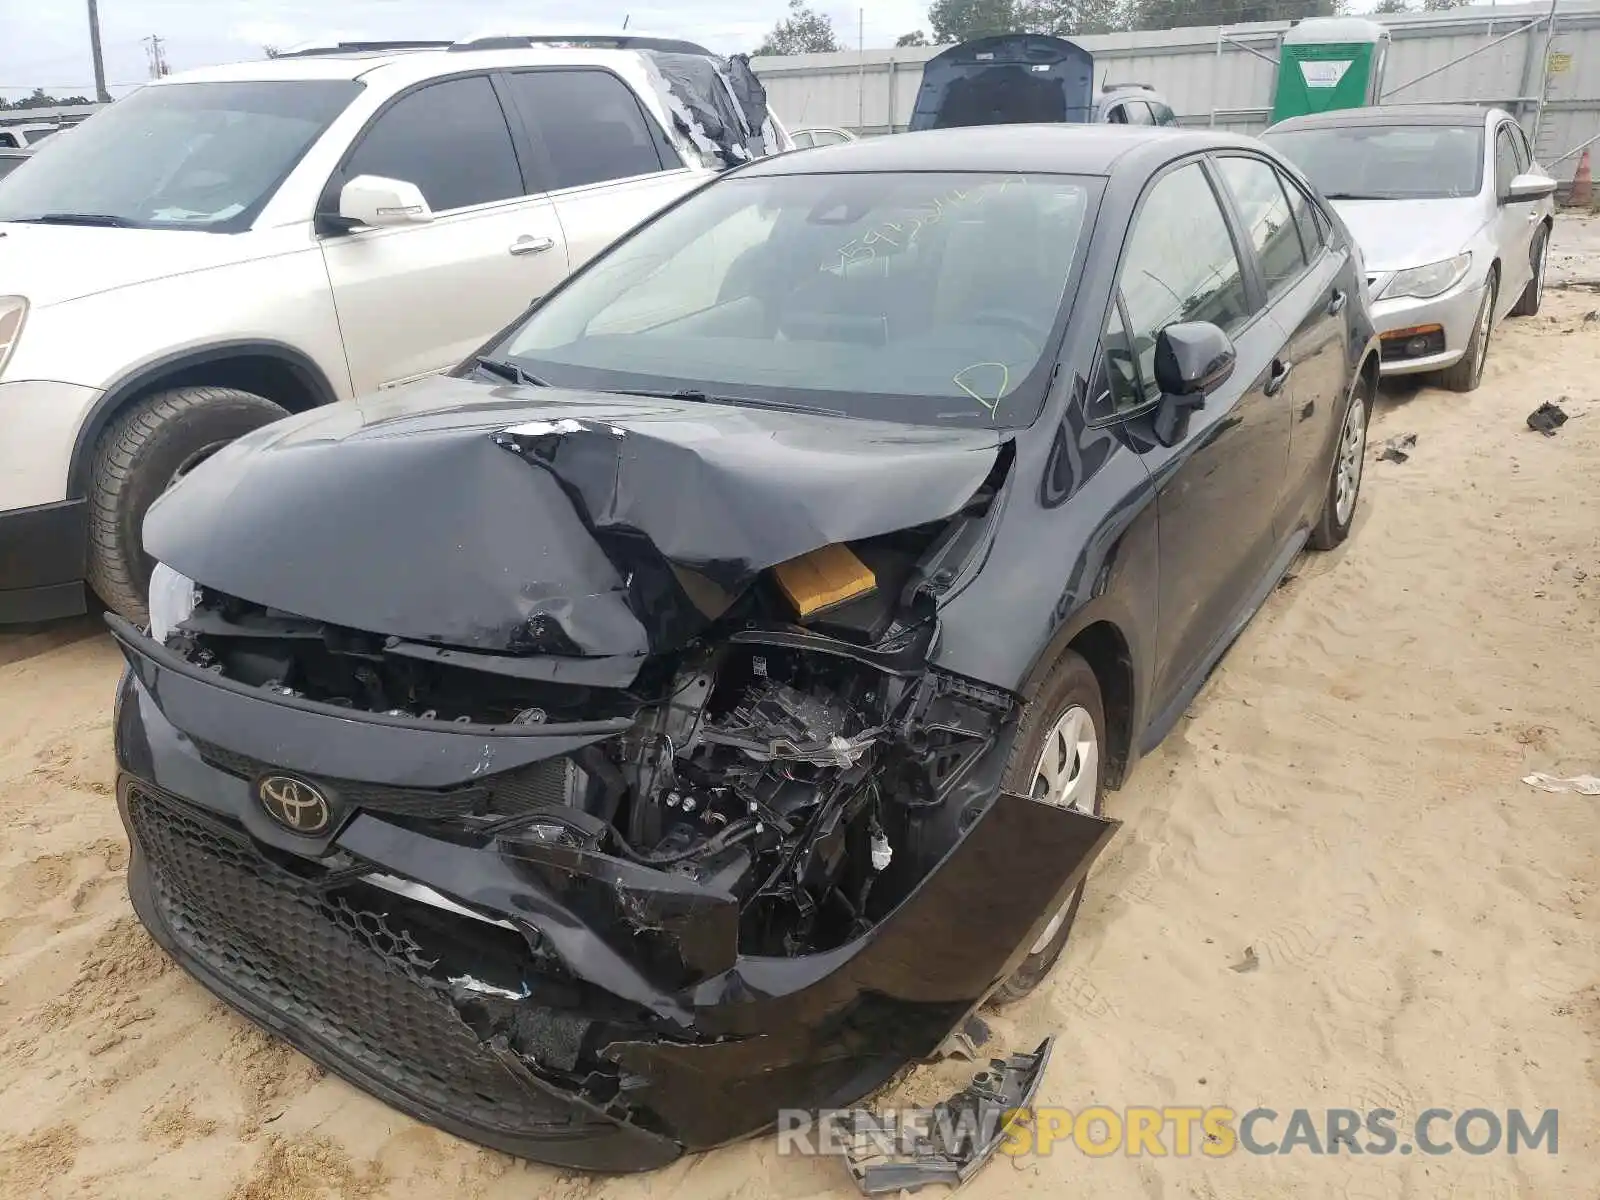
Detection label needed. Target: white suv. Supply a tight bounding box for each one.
[0,34,788,624]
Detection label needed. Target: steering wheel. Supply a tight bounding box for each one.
[970,311,1049,340]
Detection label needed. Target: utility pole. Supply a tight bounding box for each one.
[857,8,865,134]
[143,33,169,79]
[86,0,110,102]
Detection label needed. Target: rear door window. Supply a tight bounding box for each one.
[343,76,522,212]
[1217,155,1309,299]
[504,69,673,190]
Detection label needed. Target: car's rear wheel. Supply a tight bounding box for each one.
[1509,226,1548,318]
[1439,269,1496,393]
[87,386,288,624]
[1309,369,1373,551]
[991,651,1105,1005]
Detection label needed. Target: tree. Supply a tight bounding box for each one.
[929,0,1021,42]
[897,30,931,45]
[1371,0,1411,12]
[263,44,282,58]
[0,88,93,111]
[1421,0,1467,9]
[1133,0,1333,31]
[928,0,1136,41]
[755,0,842,55]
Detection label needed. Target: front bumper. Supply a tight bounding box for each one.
[110,620,1117,1170]
[1367,278,1488,376]
[0,497,88,622]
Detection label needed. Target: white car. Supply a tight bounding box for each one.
[0,34,789,624]
[1262,104,1557,392]
[0,123,61,149]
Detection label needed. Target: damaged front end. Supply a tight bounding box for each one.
[111,388,1118,1172]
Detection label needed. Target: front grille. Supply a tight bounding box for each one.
[188,737,572,821]
[127,785,591,1138]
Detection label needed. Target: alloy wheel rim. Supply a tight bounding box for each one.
[1334,391,1367,526]
[1028,705,1099,955]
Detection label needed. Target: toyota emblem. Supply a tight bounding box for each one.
[257,775,332,834]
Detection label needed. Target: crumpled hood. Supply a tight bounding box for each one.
[0,221,259,308]
[1329,196,1487,273]
[143,375,1003,658]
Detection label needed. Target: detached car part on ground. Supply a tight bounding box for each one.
[112,126,1378,1178]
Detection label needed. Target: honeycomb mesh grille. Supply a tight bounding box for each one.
[127,785,592,1138]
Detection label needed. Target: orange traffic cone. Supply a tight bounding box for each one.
[1572,148,1593,208]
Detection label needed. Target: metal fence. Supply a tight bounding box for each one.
[751,0,1600,186]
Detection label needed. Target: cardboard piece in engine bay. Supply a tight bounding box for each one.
[108,376,1120,1176]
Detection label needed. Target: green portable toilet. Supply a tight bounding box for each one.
[1271,17,1389,124]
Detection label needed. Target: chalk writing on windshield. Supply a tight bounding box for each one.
[953,362,1011,418]
[832,176,1029,273]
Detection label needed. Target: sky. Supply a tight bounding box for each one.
[1,0,933,100]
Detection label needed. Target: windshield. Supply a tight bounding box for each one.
[0,81,361,231]
[1262,124,1484,200]
[494,171,1096,428]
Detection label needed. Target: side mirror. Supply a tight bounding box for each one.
[337,174,434,228]
[1151,322,1235,448]
[1504,172,1558,204]
[1155,321,1236,397]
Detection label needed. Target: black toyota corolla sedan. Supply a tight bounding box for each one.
[109,126,1378,1177]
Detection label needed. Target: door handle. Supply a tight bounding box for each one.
[1265,359,1293,396]
[509,235,555,256]
[1326,288,1347,315]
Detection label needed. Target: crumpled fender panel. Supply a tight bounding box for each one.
[143,378,1001,657]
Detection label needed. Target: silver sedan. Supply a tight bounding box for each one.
[1263,104,1557,392]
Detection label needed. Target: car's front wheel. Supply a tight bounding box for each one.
[1509,226,1549,318]
[1310,369,1374,550]
[1440,269,1497,393]
[87,386,288,624]
[991,651,1106,1004]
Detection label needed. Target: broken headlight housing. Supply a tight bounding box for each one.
[1379,253,1471,301]
[147,562,198,642]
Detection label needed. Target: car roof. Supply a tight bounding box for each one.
[148,43,696,87]
[1268,103,1500,133]
[739,124,1261,179]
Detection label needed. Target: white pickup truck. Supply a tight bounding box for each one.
[0,34,788,623]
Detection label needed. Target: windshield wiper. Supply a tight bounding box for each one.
[13,212,138,227]
[473,356,548,387]
[609,388,845,417]
[1319,192,1388,201]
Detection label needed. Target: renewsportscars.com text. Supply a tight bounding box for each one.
[777,1105,1559,1159]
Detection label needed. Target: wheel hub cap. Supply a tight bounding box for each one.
[1334,392,1367,526]
[1028,705,1099,955]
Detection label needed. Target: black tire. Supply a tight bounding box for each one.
[990,650,1106,1005]
[1309,368,1374,551]
[1439,269,1496,394]
[87,386,288,624]
[1509,226,1548,318]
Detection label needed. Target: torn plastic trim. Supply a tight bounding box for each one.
[838,1038,1053,1194]
[107,615,628,788]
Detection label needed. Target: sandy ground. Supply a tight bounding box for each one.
[2,223,1598,1200]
